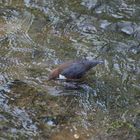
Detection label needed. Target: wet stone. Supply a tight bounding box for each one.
[121,26,134,35]
[100,20,111,29]
[134,26,140,40]
[74,133,80,139]
[117,22,137,35]
[81,0,99,10]
[78,23,97,34]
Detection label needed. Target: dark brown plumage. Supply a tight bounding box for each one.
[48,59,103,81]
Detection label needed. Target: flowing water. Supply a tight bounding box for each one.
[0,0,140,139]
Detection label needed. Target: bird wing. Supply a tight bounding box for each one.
[61,62,86,79]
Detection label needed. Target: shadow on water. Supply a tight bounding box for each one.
[0,0,140,139]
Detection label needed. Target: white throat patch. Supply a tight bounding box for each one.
[58,74,67,80]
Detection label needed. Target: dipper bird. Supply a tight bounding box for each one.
[48,59,103,81]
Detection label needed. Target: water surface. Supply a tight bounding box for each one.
[0,0,140,139]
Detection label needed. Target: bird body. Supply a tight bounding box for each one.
[48,59,103,81]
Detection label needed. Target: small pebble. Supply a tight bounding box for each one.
[74,133,80,139]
